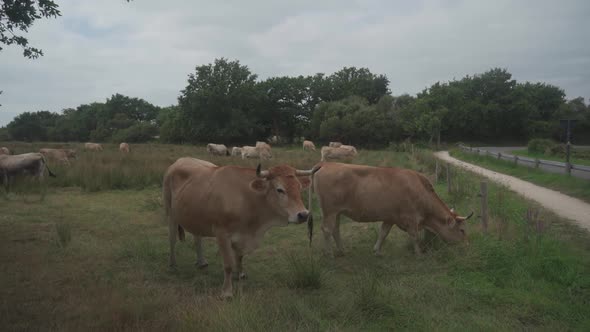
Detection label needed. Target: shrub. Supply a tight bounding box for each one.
[527,138,556,154]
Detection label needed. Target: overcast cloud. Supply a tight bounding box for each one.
[0,0,589,126]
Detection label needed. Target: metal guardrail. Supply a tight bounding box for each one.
[458,144,590,175]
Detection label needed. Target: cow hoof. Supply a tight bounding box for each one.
[239,272,247,280]
[374,251,383,257]
[219,291,233,300]
[196,260,209,269]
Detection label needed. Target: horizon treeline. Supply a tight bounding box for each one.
[1,58,589,146]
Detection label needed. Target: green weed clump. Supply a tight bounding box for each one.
[284,252,326,290]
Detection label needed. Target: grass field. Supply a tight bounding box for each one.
[1,143,590,331]
[510,148,590,167]
[450,149,590,203]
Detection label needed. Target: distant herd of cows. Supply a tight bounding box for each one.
[1,139,473,298]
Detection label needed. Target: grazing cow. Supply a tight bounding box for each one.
[241,142,272,160]
[206,143,229,156]
[39,148,77,166]
[313,162,473,257]
[256,141,272,159]
[0,153,56,189]
[303,140,316,151]
[231,147,242,157]
[85,143,103,151]
[163,158,320,298]
[340,145,357,154]
[119,143,130,153]
[241,146,259,159]
[0,147,10,155]
[329,142,342,148]
[320,146,358,162]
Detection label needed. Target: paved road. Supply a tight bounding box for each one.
[469,146,590,180]
[436,151,590,231]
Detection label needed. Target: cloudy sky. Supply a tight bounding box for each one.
[0,0,588,126]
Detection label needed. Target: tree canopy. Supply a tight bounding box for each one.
[1,59,588,146]
[0,0,61,58]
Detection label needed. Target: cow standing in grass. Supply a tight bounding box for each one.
[119,143,130,153]
[163,158,319,298]
[206,143,229,156]
[320,146,358,162]
[313,162,472,257]
[231,147,242,157]
[85,143,103,151]
[39,148,77,166]
[0,153,56,190]
[303,140,316,151]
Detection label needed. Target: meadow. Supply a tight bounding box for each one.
[1,143,589,331]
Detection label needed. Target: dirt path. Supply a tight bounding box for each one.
[435,151,590,232]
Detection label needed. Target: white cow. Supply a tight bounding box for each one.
[207,143,230,156]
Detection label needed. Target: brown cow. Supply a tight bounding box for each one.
[0,153,56,189]
[313,162,472,257]
[85,143,103,151]
[163,158,319,298]
[320,146,357,162]
[39,148,77,166]
[119,143,130,153]
[303,140,316,151]
[0,147,10,155]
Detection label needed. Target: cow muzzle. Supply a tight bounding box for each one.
[289,210,309,224]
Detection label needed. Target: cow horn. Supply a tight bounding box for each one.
[456,211,474,221]
[256,164,270,178]
[295,164,322,176]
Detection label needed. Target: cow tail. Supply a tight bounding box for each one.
[42,155,57,178]
[163,173,185,241]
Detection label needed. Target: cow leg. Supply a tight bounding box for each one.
[194,236,208,268]
[232,254,246,280]
[321,213,343,257]
[373,222,393,256]
[332,215,344,256]
[409,226,422,255]
[168,219,178,268]
[215,234,235,299]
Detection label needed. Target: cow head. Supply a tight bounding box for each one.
[251,164,319,224]
[439,208,474,243]
[67,149,77,159]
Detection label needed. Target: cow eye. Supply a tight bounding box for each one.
[276,188,285,194]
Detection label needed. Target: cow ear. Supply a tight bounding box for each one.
[250,179,268,192]
[298,176,311,189]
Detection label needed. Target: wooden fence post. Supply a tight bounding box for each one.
[435,160,439,183]
[446,164,451,194]
[480,182,488,233]
[535,159,540,168]
[498,152,502,159]
[513,155,518,165]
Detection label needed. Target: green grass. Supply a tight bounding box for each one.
[510,148,590,167]
[1,145,590,330]
[451,149,590,203]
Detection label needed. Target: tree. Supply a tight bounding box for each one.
[7,111,59,141]
[329,67,390,104]
[178,58,261,143]
[0,0,61,58]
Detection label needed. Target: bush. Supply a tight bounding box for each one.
[111,123,158,143]
[527,138,556,154]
